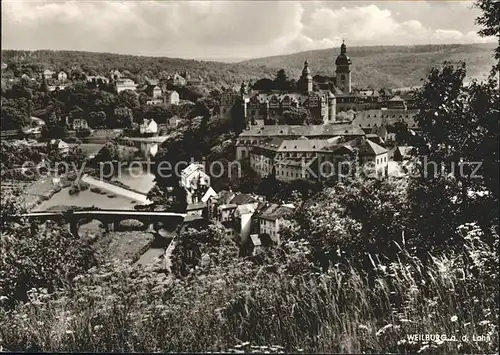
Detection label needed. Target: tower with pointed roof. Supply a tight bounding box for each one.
[335,40,352,94]
[298,59,313,93]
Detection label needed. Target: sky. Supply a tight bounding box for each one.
[1,0,496,62]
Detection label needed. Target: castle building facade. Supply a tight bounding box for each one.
[220,42,355,126]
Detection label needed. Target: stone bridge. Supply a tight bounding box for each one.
[21,209,191,237]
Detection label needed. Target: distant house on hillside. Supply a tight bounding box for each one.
[1,62,7,70]
[115,78,137,93]
[146,98,164,106]
[58,71,67,82]
[170,73,187,86]
[47,84,67,92]
[87,75,110,86]
[139,118,158,135]
[43,69,55,80]
[72,118,89,131]
[144,84,164,105]
[168,115,183,127]
[109,69,122,80]
[49,139,70,155]
[144,84,162,99]
[165,90,180,105]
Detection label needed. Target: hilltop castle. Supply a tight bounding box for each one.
[220,41,353,126]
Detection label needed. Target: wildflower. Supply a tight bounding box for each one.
[418,344,429,353]
[450,315,458,322]
[376,324,393,336]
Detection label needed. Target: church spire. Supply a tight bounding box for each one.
[300,58,313,93]
[240,81,247,96]
[302,59,311,76]
[340,40,346,55]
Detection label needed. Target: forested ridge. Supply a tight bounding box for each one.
[2,43,496,88]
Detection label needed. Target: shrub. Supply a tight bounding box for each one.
[90,187,102,194]
[0,224,497,353]
[68,184,80,195]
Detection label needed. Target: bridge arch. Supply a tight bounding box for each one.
[73,218,106,240]
[116,218,150,232]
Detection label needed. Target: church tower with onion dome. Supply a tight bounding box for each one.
[335,40,352,94]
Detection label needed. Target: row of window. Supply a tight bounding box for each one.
[260,220,276,226]
[276,169,304,179]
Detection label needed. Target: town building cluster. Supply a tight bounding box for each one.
[222,42,418,184]
[220,41,418,127]
[179,163,294,254]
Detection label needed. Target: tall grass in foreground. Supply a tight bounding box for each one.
[0,223,497,353]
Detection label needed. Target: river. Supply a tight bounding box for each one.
[34,164,156,211]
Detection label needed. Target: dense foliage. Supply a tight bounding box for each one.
[241,43,496,88]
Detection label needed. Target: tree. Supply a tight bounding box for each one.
[0,190,96,307]
[474,0,500,71]
[88,110,107,128]
[274,69,290,91]
[118,90,140,111]
[411,61,499,228]
[41,112,67,139]
[280,107,314,125]
[252,78,274,92]
[94,140,120,163]
[113,106,133,128]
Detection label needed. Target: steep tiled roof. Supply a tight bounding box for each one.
[358,139,388,156]
[181,163,204,178]
[230,194,256,205]
[259,204,294,221]
[396,146,415,157]
[217,190,236,204]
[278,139,331,152]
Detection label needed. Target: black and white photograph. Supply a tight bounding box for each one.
[0,0,499,353]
